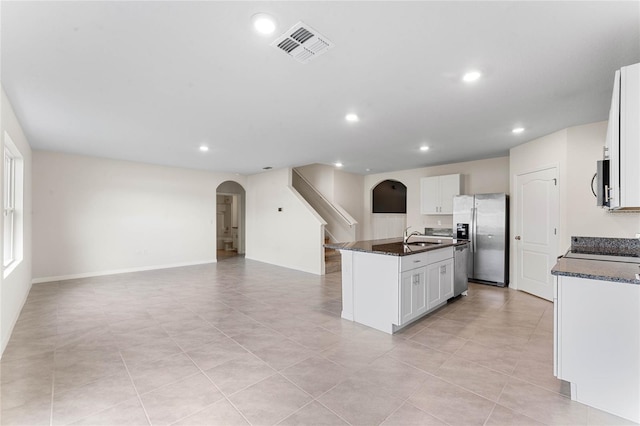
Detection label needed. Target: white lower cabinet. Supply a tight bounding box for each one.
[342,246,455,334]
[398,249,454,326]
[426,258,454,310]
[400,268,427,325]
[554,275,639,423]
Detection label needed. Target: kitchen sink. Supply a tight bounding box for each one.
[406,241,442,246]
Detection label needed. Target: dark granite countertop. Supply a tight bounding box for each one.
[551,257,640,285]
[324,237,468,256]
[551,236,640,284]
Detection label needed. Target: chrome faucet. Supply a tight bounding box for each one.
[404,227,422,244]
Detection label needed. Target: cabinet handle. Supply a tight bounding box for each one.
[413,260,421,263]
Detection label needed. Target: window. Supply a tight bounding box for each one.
[4,147,15,266]
[3,132,23,276]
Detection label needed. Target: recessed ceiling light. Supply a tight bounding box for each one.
[512,127,525,134]
[335,162,343,168]
[420,146,430,152]
[252,13,276,35]
[345,113,359,123]
[365,168,371,172]
[462,71,482,83]
[199,145,209,152]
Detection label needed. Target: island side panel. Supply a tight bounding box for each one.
[340,250,354,321]
[557,276,640,423]
[352,251,400,334]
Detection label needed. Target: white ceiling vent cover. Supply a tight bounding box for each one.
[271,22,334,64]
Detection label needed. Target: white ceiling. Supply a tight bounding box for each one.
[2,1,639,175]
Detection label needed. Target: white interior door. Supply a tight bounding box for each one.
[515,167,558,301]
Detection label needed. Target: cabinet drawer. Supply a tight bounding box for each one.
[400,252,430,272]
[426,247,453,264]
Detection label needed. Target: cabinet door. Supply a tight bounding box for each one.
[420,177,439,214]
[413,268,428,316]
[439,259,454,301]
[427,259,454,309]
[426,262,442,309]
[400,268,427,324]
[400,271,415,325]
[438,174,461,214]
[607,70,621,209]
[620,63,640,208]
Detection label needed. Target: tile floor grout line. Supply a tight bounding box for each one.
[49,326,57,426]
[180,344,260,426]
[118,351,153,426]
[312,398,356,426]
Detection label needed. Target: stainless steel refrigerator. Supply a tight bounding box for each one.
[453,193,509,287]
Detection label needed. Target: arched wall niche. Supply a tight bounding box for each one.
[372,179,407,214]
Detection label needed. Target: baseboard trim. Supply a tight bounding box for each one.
[32,259,217,284]
[1,280,31,358]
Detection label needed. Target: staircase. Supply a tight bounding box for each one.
[324,237,342,274]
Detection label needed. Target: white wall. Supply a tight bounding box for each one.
[296,164,335,201]
[334,169,365,240]
[296,164,365,241]
[32,151,246,282]
[510,128,569,260]
[363,157,510,239]
[509,121,640,288]
[1,89,33,355]
[245,168,325,274]
[566,122,640,239]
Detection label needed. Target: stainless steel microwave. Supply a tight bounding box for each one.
[596,159,610,207]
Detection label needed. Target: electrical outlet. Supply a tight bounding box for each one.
[437,220,442,226]
[635,233,640,238]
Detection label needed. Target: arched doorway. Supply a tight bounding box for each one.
[216,181,246,261]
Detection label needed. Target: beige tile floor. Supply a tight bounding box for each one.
[1,257,636,426]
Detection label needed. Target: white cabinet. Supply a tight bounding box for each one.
[426,258,454,309]
[398,247,453,326]
[605,62,640,210]
[400,268,427,325]
[341,246,455,334]
[554,275,640,423]
[420,174,461,214]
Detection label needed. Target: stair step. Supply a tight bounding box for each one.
[325,259,342,274]
[325,248,341,260]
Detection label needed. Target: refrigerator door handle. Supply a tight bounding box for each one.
[471,207,477,253]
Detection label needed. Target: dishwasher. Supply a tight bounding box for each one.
[453,242,469,297]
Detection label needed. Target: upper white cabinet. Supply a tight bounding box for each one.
[420,174,461,214]
[606,62,640,210]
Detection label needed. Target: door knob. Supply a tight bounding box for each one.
[515,236,521,240]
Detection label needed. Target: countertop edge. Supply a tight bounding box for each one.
[551,258,640,285]
[324,238,468,257]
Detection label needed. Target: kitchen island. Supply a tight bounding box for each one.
[325,237,467,334]
[551,237,640,423]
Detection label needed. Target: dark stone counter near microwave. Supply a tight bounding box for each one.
[551,257,640,285]
[324,237,467,256]
[551,236,640,285]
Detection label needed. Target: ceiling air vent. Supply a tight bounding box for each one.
[271,22,334,64]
